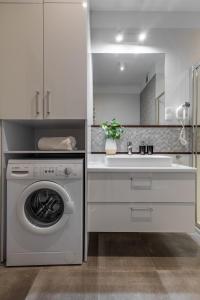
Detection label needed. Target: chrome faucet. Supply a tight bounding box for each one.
[127,141,133,155]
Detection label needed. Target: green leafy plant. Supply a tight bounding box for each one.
[101,119,124,140]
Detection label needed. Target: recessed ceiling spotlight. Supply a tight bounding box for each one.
[115,32,124,43]
[138,32,147,42]
[119,63,126,72]
[82,1,87,8]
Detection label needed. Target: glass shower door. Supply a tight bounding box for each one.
[193,65,200,228]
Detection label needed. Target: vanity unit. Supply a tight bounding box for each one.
[88,155,196,233]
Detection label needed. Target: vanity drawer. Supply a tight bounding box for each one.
[88,203,195,233]
[88,172,195,203]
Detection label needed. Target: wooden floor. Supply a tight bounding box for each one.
[1,233,200,300]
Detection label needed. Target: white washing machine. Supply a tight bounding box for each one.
[6,159,83,266]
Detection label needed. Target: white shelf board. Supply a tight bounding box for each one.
[4,150,86,154]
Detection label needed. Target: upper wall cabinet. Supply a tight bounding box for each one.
[44,3,87,119]
[44,0,83,3]
[0,2,87,120]
[0,4,43,119]
[0,0,81,3]
[0,0,42,3]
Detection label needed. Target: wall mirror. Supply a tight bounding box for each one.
[92,53,165,125]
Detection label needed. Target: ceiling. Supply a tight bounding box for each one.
[90,0,200,12]
[93,53,164,88]
[91,12,200,29]
[90,1,200,29]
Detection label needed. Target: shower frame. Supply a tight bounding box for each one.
[192,62,200,229]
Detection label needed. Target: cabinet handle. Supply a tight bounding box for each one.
[35,91,40,116]
[130,207,153,219]
[130,177,152,190]
[130,208,153,212]
[46,90,51,115]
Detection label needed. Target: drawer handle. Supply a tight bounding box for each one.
[130,177,152,190]
[130,207,153,220]
[130,208,153,212]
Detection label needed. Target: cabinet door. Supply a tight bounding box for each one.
[0,0,42,3]
[44,0,83,3]
[0,4,43,119]
[44,3,87,119]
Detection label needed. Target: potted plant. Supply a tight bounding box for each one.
[101,119,124,155]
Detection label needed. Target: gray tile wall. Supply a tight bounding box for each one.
[91,127,192,153]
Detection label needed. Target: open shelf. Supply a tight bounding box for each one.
[2,120,86,153]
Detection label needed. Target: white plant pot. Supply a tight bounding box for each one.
[105,139,117,155]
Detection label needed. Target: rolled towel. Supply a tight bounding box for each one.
[38,136,77,151]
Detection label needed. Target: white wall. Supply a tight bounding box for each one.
[94,92,140,124]
[91,26,200,123]
[87,7,93,153]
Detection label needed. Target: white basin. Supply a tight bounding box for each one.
[105,154,173,167]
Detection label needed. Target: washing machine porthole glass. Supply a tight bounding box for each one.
[24,188,65,228]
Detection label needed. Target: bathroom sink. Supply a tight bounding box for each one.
[105,154,173,167]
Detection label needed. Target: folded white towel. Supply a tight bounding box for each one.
[38,137,76,151]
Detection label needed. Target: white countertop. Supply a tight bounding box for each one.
[87,154,197,173]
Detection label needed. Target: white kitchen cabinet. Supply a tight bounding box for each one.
[0,2,87,120]
[44,3,87,119]
[88,172,195,233]
[0,4,43,119]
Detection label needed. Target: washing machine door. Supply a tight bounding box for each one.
[17,181,74,235]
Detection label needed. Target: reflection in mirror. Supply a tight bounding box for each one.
[92,53,165,125]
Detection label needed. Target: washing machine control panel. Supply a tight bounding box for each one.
[35,165,81,179]
[7,161,83,180]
